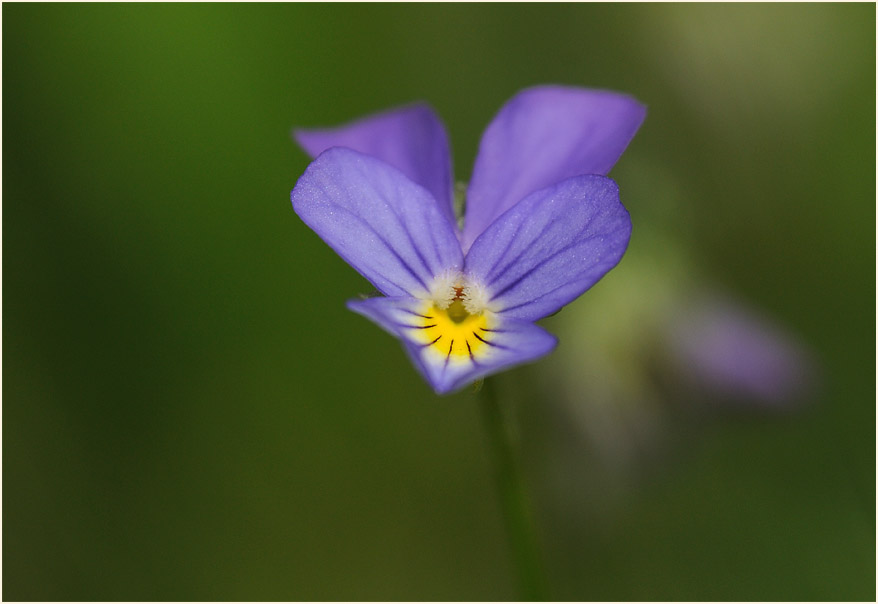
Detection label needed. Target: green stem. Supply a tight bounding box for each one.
[477,378,549,601]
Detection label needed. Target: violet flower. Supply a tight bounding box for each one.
[291,86,645,394]
[666,294,816,406]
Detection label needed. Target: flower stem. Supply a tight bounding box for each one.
[477,378,549,601]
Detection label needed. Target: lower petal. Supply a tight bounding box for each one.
[347,296,558,394]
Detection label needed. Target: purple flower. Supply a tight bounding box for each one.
[290,85,645,394]
[666,294,817,407]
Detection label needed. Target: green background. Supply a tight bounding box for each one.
[4,3,874,600]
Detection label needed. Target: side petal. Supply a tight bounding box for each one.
[462,85,645,250]
[465,175,631,322]
[291,147,463,298]
[347,297,558,395]
[294,103,456,226]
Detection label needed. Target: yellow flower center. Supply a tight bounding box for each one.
[410,292,496,361]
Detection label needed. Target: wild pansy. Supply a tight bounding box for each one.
[290,85,646,394]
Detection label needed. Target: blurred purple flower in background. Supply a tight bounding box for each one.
[290,86,645,393]
[667,293,816,407]
[536,229,818,481]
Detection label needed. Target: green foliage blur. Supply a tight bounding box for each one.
[4,3,874,600]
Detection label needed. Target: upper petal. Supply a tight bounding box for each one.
[465,174,631,322]
[462,85,645,250]
[294,103,456,226]
[291,147,463,298]
[347,296,558,395]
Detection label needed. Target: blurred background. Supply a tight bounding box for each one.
[3,3,874,600]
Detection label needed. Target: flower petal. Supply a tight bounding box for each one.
[291,147,463,297]
[347,296,558,395]
[465,175,631,322]
[294,103,456,226]
[462,85,645,250]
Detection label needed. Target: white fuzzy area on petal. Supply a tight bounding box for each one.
[462,278,494,314]
[429,269,462,309]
